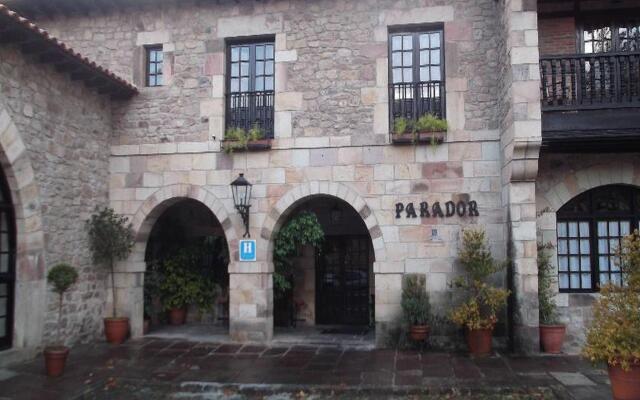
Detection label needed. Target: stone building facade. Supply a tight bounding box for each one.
[0,0,638,362]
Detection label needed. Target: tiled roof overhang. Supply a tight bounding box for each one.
[0,4,138,99]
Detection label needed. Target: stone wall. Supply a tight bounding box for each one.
[36,0,527,347]
[0,44,114,360]
[536,152,640,353]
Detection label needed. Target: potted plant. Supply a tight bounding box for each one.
[159,250,203,325]
[392,114,447,145]
[450,229,510,356]
[538,242,566,354]
[44,263,78,377]
[221,124,271,154]
[86,207,135,344]
[583,230,640,400]
[401,274,431,342]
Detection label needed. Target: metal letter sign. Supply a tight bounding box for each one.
[239,240,256,262]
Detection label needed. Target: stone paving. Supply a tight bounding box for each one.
[0,338,612,399]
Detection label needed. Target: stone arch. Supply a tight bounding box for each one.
[0,107,46,361]
[118,184,237,337]
[538,161,639,212]
[260,181,385,262]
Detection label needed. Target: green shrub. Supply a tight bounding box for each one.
[393,117,411,135]
[538,242,560,325]
[86,207,134,318]
[583,230,640,371]
[450,229,510,330]
[401,274,431,325]
[223,125,265,154]
[47,263,78,345]
[415,113,448,132]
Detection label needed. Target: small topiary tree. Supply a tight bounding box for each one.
[450,229,510,330]
[538,242,560,325]
[86,207,134,318]
[47,263,78,346]
[401,274,431,326]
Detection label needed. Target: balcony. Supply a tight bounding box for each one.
[539,51,640,151]
[388,81,446,144]
[225,90,275,139]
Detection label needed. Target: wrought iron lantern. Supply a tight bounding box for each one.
[230,173,252,238]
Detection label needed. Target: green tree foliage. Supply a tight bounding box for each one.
[158,247,220,312]
[86,207,135,318]
[537,242,559,325]
[584,230,640,371]
[273,211,324,295]
[47,263,78,345]
[401,274,431,325]
[450,229,510,330]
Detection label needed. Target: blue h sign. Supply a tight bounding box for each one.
[239,240,256,262]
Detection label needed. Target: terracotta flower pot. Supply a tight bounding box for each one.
[465,327,493,356]
[104,317,129,344]
[44,346,69,377]
[409,325,430,342]
[168,308,187,325]
[143,318,151,335]
[608,363,640,400]
[540,324,566,354]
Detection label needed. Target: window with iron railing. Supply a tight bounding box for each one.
[226,40,275,139]
[388,28,445,133]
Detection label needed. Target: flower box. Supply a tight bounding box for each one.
[221,138,272,152]
[391,131,446,145]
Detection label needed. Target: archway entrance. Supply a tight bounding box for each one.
[273,196,374,345]
[0,168,15,350]
[143,198,229,339]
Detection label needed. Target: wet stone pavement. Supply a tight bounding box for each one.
[0,338,612,399]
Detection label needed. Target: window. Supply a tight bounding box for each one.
[226,40,275,139]
[581,19,640,53]
[388,27,445,132]
[556,185,640,292]
[146,46,163,87]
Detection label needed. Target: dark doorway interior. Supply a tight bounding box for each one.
[0,168,14,351]
[316,236,371,326]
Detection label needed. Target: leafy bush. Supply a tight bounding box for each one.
[583,230,640,371]
[223,124,265,154]
[401,274,431,325]
[393,117,412,135]
[47,263,78,345]
[159,248,219,311]
[86,207,134,318]
[415,113,448,132]
[538,242,560,325]
[273,211,324,296]
[450,229,510,330]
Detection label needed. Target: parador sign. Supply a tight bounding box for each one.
[395,200,479,219]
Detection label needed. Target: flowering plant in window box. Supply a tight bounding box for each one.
[391,114,447,145]
[583,230,640,400]
[222,125,271,154]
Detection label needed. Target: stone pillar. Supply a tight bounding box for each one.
[228,262,273,343]
[373,262,402,346]
[110,268,145,338]
[499,0,542,353]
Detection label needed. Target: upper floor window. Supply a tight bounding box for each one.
[556,185,640,292]
[388,27,445,134]
[226,40,275,139]
[582,19,640,53]
[146,46,163,87]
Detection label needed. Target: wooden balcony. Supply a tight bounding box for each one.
[540,52,640,152]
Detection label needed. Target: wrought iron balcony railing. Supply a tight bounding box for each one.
[540,51,640,111]
[388,81,445,131]
[225,90,275,139]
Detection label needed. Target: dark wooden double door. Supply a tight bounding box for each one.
[316,236,370,326]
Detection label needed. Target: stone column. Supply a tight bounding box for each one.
[499,0,542,353]
[373,262,402,346]
[228,261,273,343]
